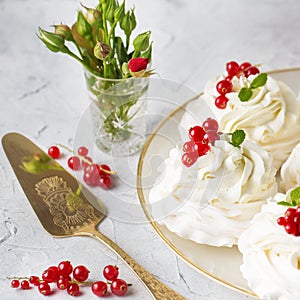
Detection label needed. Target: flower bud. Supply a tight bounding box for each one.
[38,27,66,52]
[94,42,110,60]
[54,24,73,41]
[81,3,102,25]
[105,0,116,23]
[133,31,151,52]
[128,57,149,77]
[77,11,92,36]
[120,9,136,36]
[142,42,152,62]
[114,1,125,21]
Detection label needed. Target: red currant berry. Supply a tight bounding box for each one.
[226,61,240,76]
[73,265,90,282]
[42,267,58,283]
[58,260,73,278]
[285,222,297,235]
[239,62,252,72]
[92,281,108,297]
[78,146,89,157]
[82,156,93,170]
[202,118,219,132]
[57,278,70,290]
[204,131,220,144]
[38,282,51,295]
[97,175,112,189]
[216,80,232,95]
[181,152,198,167]
[194,140,210,156]
[67,283,80,296]
[215,95,229,109]
[83,171,98,187]
[111,279,128,296]
[244,66,260,78]
[21,280,30,290]
[183,141,196,153]
[48,146,60,159]
[68,156,81,170]
[11,280,20,288]
[277,216,286,226]
[103,265,119,281]
[99,164,111,175]
[285,208,296,223]
[188,126,205,142]
[29,276,40,286]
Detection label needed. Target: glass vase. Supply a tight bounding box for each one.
[84,69,149,156]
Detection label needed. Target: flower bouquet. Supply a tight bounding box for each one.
[38,0,153,155]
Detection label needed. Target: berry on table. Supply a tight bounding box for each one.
[38,282,51,295]
[11,279,20,288]
[103,265,119,281]
[48,146,61,159]
[57,277,70,290]
[29,276,40,286]
[73,265,90,282]
[77,146,89,157]
[110,279,128,296]
[92,281,108,297]
[239,62,252,72]
[97,175,112,189]
[68,156,81,171]
[20,280,30,290]
[67,283,80,296]
[58,260,73,278]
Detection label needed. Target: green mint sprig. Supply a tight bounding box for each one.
[229,129,246,148]
[278,186,300,207]
[238,73,268,102]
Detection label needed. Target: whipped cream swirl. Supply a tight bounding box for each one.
[238,194,300,300]
[280,142,300,193]
[200,74,300,169]
[149,139,277,247]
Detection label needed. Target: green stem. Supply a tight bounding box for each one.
[125,34,130,52]
[102,3,109,44]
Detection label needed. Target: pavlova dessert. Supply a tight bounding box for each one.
[238,187,300,300]
[280,142,300,193]
[149,118,277,247]
[181,61,300,169]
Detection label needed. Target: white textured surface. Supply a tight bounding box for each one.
[1,0,300,299]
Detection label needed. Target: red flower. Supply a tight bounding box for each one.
[128,57,149,73]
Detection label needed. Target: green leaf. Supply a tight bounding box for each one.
[250,73,267,89]
[277,201,294,207]
[77,11,92,36]
[238,87,253,102]
[230,129,246,147]
[290,186,300,205]
[115,36,128,65]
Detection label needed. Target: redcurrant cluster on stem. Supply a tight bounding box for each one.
[48,145,114,189]
[215,61,260,109]
[9,261,129,297]
[277,206,300,236]
[182,117,220,167]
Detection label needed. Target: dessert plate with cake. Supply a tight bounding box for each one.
[137,65,300,299]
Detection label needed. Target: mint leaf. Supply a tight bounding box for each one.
[290,186,300,205]
[250,73,267,89]
[277,201,294,207]
[230,129,246,147]
[238,87,253,102]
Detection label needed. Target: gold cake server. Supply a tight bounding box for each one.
[2,132,185,300]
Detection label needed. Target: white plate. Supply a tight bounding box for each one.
[137,68,300,298]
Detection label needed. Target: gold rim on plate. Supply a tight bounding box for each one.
[136,67,300,298]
